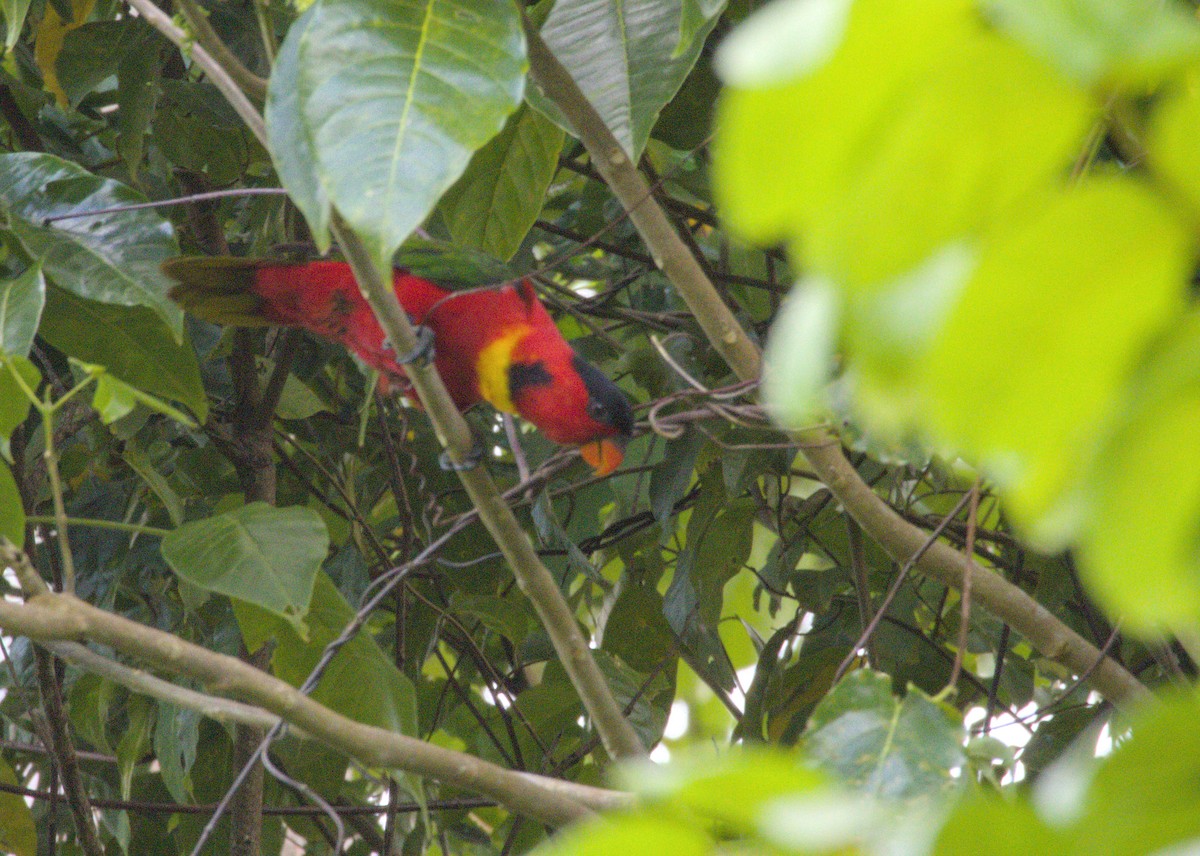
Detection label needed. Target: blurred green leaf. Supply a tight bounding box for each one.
[256,356,328,420]
[1080,312,1200,630]
[530,812,712,856]
[39,285,208,423]
[0,152,182,336]
[57,18,156,106]
[921,176,1190,537]
[0,0,33,50]
[439,105,564,261]
[986,0,1200,87]
[286,0,526,269]
[1149,82,1200,221]
[0,753,34,856]
[0,356,38,459]
[0,264,44,357]
[153,702,198,805]
[84,364,198,428]
[449,592,532,646]
[762,276,839,425]
[535,0,721,159]
[804,670,965,799]
[0,460,23,548]
[161,503,328,632]
[715,0,1090,287]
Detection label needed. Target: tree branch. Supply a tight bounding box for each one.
[520,15,1151,710]
[0,584,624,825]
[333,218,647,759]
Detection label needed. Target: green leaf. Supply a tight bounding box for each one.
[438,104,565,261]
[235,571,419,737]
[1149,83,1200,221]
[934,795,1068,855]
[535,0,719,159]
[288,0,527,269]
[0,0,32,50]
[123,437,184,527]
[38,285,208,423]
[986,0,1200,87]
[715,0,1091,288]
[0,264,45,357]
[0,356,38,457]
[0,152,182,336]
[256,356,328,420]
[154,702,198,805]
[920,176,1191,536]
[1071,691,1200,853]
[1079,313,1200,630]
[449,592,531,645]
[0,754,35,856]
[161,503,328,632]
[623,749,829,834]
[56,18,156,106]
[0,460,23,549]
[115,28,160,177]
[265,8,330,252]
[530,812,712,856]
[804,670,965,799]
[84,365,198,428]
[664,466,754,690]
[678,0,727,57]
[762,276,839,425]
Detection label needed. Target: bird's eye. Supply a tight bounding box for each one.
[587,400,607,420]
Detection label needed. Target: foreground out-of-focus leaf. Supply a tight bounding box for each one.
[920,177,1190,537]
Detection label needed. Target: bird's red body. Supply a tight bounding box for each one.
[164,258,633,472]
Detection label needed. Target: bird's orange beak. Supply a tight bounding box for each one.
[579,437,625,476]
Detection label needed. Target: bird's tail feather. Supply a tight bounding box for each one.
[162,257,273,327]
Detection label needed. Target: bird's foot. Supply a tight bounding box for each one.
[390,324,436,367]
[439,439,485,472]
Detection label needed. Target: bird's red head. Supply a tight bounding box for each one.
[468,281,634,475]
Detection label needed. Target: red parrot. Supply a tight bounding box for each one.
[163,258,633,474]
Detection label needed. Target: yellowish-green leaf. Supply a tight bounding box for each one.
[1079,313,1200,631]
[715,0,1091,289]
[920,176,1191,537]
[0,754,34,856]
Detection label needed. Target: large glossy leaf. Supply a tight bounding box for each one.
[920,177,1190,536]
[0,264,45,357]
[286,0,527,269]
[715,0,1091,288]
[438,104,564,261]
[235,571,419,737]
[0,153,182,336]
[161,503,328,632]
[38,285,207,422]
[264,7,330,252]
[804,670,964,799]
[535,0,722,159]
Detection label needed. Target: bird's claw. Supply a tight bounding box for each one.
[439,439,484,473]
[390,324,436,367]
